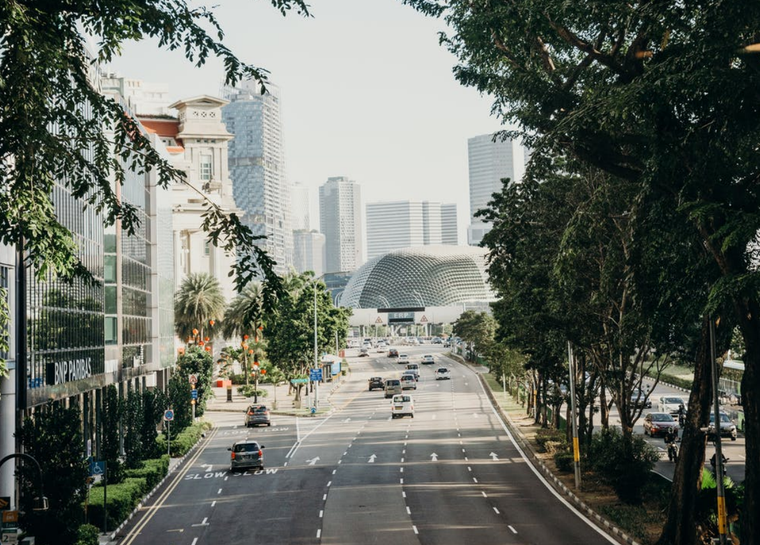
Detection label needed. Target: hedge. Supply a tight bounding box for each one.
[156,421,212,457]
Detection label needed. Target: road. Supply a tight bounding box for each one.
[115,345,618,545]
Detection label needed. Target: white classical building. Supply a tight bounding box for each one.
[138,96,241,302]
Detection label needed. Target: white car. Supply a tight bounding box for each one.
[435,367,451,380]
[391,394,414,418]
[398,354,410,365]
[421,354,435,365]
[658,396,686,415]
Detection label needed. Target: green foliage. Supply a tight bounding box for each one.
[237,385,267,398]
[18,402,88,545]
[587,428,660,504]
[175,346,214,416]
[74,524,100,545]
[157,421,211,458]
[102,385,125,484]
[174,274,226,342]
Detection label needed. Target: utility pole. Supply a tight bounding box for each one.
[567,342,581,490]
[709,317,728,545]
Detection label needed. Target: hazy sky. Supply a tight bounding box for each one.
[112,0,500,243]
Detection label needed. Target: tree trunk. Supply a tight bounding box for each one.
[658,318,713,545]
[735,297,760,544]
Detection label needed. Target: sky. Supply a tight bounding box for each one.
[111,0,501,243]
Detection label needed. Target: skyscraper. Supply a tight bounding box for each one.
[222,81,292,273]
[467,134,527,245]
[365,201,458,260]
[319,176,363,273]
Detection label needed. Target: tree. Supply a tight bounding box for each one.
[174,273,226,342]
[18,402,88,545]
[406,1,760,537]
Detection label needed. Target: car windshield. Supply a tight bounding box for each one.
[652,414,673,422]
[663,398,682,404]
[234,443,259,452]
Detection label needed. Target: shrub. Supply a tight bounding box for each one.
[157,421,212,458]
[587,428,659,504]
[75,524,100,545]
[237,385,267,398]
[554,451,575,472]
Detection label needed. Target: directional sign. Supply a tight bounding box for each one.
[290,378,308,384]
[164,409,175,421]
[309,369,323,381]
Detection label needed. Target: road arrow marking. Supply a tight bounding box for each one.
[430,453,438,461]
[490,452,499,461]
[201,464,213,472]
[368,454,377,463]
[306,457,320,466]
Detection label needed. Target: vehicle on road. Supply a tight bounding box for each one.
[384,378,402,398]
[658,396,686,415]
[708,412,738,441]
[643,412,678,437]
[388,348,399,358]
[435,367,451,380]
[368,377,384,391]
[245,405,271,427]
[630,388,652,409]
[405,363,420,379]
[421,354,435,365]
[391,394,414,418]
[228,440,265,472]
[358,348,369,357]
[398,354,410,364]
[400,374,417,390]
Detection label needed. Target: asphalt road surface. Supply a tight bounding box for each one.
[115,346,618,545]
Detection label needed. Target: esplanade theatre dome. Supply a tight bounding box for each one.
[339,245,497,309]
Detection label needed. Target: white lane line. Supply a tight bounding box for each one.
[316,529,321,538]
[509,525,518,534]
[493,507,500,514]
[413,525,419,535]
[211,501,216,507]
[406,506,411,515]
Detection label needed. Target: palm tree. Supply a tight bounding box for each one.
[174,273,226,342]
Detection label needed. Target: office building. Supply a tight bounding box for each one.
[365,201,458,260]
[222,81,292,274]
[319,177,363,273]
[467,134,528,245]
[293,230,326,277]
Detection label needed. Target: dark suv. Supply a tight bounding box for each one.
[245,405,271,427]
[368,377,384,391]
[228,440,265,472]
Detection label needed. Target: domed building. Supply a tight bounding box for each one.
[340,245,497,309]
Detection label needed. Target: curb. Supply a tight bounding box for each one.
[100,432,208,543]
[476,374,642,545]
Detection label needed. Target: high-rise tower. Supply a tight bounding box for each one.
[319,177,363,273]
[222,81,292,273]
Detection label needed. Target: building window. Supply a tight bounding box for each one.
[200,154,213,181]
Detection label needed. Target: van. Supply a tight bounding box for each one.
[384,378,402,398]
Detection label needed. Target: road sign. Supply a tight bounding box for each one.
[309,369,323,381]
[164,409,174,421]
[419,315,428,323]
[191,389,198,399]
[375,316,383,324]
[0,497,9,510]
[89,460,106,477]
[290,378,308,384]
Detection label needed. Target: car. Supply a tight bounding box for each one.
[398,354,410,365]
[708,412,738,441]
[368,376,384,391]
[388,348,399,358]
[658,396,686,415]
[643,412,678,437]
[384,378,402,398]
[358,348,369,357]
[228,440,265,472]
[435,367,451,380]
[421,354,435,365]
[405,363,420,379]
[400,374,417,390]
[245,405,271,427]
[630,388,652,409]
[391,394,414,418]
